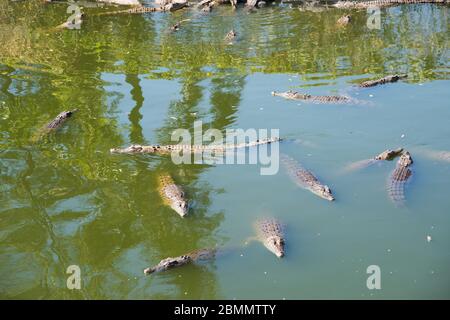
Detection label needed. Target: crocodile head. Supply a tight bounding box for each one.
[394,74,408,80]
[264,236,285,258]
[67,109,78,117]
[312,184,334,201]
[171,197,189,217]
[398,151,413,167]
[375,148,403,160]
[144,255,191,275]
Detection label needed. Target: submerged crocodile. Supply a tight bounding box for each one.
[254,218,285,258]
[332,0,448,9]
[387,151,413,205]
[110,137,281,154]
[46,109,78,129]
[271,90,352,104]
[144,247,217,275]
[281,154,335,201]
[358,74,408,88]
[225,29,237,42]
[342,148,404,173]
[415,148,450,163]
[31,109,78,142]
[170,19,190,32]
[158,174,188,217]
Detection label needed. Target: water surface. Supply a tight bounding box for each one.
[1,1,449,299]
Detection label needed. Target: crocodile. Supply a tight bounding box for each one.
[158,174,189,217]
[170,19,190,32]
[281,154,335,201]
[110,137,281,154]
[342,148,404,173]
[31,109,78,142]
[271,90,352,104]
[53,13,84,30]
[254,218,285,258]
[375,148,404,160]
[45,0,107,7]
[387,151,413,205]
[144,247,217,275]
[143,217,285,275]
[225,29,237,42]
[358,74,408,88]
[332,0,448,9]
[94,2,187,16]
[416,148,450,163]
[46,109,78,130]
[337,15,352,27]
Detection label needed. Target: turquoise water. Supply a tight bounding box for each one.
[0,1,449,299]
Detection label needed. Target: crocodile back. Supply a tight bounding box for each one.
[255,218,284,240]
[387,152,413,205]
[187,248,217,261]
[387,166,412,205]
[158,174,188,217]
[281,154,316,188]
[46,110,76,129]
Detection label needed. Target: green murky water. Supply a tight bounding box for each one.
[1,1,449,299]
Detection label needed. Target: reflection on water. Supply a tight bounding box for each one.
[1,1,449,299]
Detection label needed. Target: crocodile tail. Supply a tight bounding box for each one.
[387,166,412,206]
[387,179,407,205]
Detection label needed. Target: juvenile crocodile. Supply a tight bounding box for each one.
[255,218,285,258]
[110,137,281,154]
[271,90,352,104]
[337,15,352,27]
[358,74,408,88]
[281,154,335,201]
[332,0,448,9]
[144,247,217,275]
[342,148,404,173]
[158,174,188,217]
[387,151,413,205]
